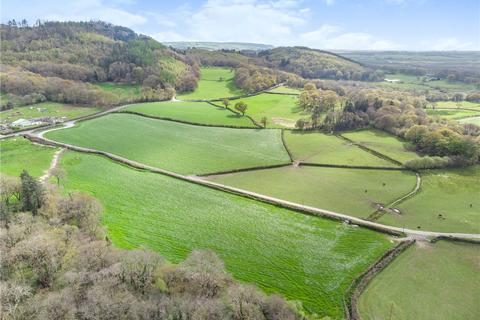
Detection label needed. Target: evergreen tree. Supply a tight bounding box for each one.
[20,170,44,215]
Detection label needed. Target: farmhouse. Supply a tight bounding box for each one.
[10,118,42,127]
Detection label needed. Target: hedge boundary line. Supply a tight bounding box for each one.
[336,134,404,166]
[280,129,295,163]
[428,107,480,113]
[113,110,259,129]
[199,161,413,179]
[431,236,480,245]
[196,162,293,177]
[263,91,300,96]
[343,239,415,320]
[206,101,263,128]
[300,162,408,171]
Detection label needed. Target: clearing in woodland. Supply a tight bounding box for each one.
[177,67,243,100]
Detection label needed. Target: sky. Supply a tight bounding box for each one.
[2,0,479,50]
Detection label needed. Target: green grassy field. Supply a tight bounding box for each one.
[124,101,255,127]
[426,108,480,120]
[284,131,397,167]
[58,150,394,318]
[207,166,416,218]
[45,113,290,175]
[379,166,480,233]
[267,86,301,94]
[0,102,101,124]
[433,101,480,109]
[359,241,480,320]
[380,73,476,92]
[239,93,304,128]
[94,82,142,101]
[459,116,480,126]
[342,130,421,164]
[0,137,56,178]
[177,67,243,100]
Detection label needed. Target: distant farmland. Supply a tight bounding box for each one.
[177,67,243,100]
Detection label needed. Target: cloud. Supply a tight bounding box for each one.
[153,31,187,42]
[323,0,336,5]
[36,0,147,28]
[299,25,399,50]
[422,38,478,51]
[148,0,398,50]
[180,0,307,44]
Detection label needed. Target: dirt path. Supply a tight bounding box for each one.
[39,148,65,184]
[24,132,480,241]
[367,172,422,221]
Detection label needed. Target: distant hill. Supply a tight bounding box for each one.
[179,46,382,81]
[1,21,196,88]
[164,41,274,51]
[0,21,201,107]
[334,50,480,82]
[258,47,382,81]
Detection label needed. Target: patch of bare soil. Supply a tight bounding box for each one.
[272,117,296,128]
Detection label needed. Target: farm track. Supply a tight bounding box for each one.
[39,148,65,183]
[23,130,480,241]
[367,172,422,221]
